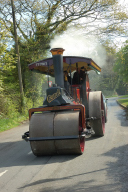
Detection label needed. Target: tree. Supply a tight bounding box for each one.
[0,21,16,93]
[114,40,128,94]
[89,43,118,96]
[0,0,128,49]
[0,0,127,74]
[114,41,128,83]
[0,21,18,117]
[0,0,128,109]
[11,0,24,112]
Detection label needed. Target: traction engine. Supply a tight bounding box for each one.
[22,48,107,156]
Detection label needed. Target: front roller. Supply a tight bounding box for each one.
[29,111,85,156]
[89,91,105,136]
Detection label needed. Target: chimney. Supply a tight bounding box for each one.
[50,48,65,88]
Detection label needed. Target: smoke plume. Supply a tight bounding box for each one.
[50,27,107,67]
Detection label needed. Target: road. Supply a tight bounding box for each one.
[0,97,128,192]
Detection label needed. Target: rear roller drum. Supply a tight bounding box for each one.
[29,111,85,156]
[89,91,105,136]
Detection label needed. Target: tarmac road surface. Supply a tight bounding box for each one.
[0,97,128,192]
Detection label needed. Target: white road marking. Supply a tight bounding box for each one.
[0,170,8,177]
[28,151,32,155]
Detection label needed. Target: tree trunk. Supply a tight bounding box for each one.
[11,0,24,112]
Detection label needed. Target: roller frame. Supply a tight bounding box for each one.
[29,104,85,128]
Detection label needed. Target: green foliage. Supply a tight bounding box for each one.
[0,115,28,132]
[22,69,46,105]
[119,95,128,98]
[89,41,128,97]
[0,22,19,118]
[114,41,128,83]
[0,0,128,131]
[1,0,128,52]
[89,47,118,97]
[0,21,46,120]
[0,94,19,117]
[0,21,17,94]
[0,50,20,117]
[113,40,128,94]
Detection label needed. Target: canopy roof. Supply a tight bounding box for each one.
[28,56,101,76]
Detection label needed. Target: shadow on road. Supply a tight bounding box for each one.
[107,97,128,127]
[1,97,128,192]
[0,140,78,168]
[19,144,128,192]
[115,108,128,127]
[103,144,128,192]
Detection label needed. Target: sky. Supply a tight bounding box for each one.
[113,0,128,48]
[119,0,128,8]
[50,0,128,66]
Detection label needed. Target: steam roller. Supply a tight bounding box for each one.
[22,48,107,156]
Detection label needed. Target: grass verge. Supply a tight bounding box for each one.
[0,115,28,133]
[106,95,118,98]
[118,95,128,98]
[117,99,128,108]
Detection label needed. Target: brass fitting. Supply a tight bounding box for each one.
[50,48,65,55]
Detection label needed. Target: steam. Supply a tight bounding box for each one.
[50,27,107,67]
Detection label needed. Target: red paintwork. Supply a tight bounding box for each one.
[71,74,91,103]
[76,89,81,101]
[29,104,86,129]
[86,75,90,100]
[71,85,81,102]
[28,53,104,154]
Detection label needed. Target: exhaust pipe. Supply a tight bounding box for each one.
[50,48,65,88]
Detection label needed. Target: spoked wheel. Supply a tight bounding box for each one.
[89,91,105,137]
[29,111,85,156]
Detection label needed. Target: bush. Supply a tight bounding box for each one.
[0,95,19,118]
[102,90,118,97]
